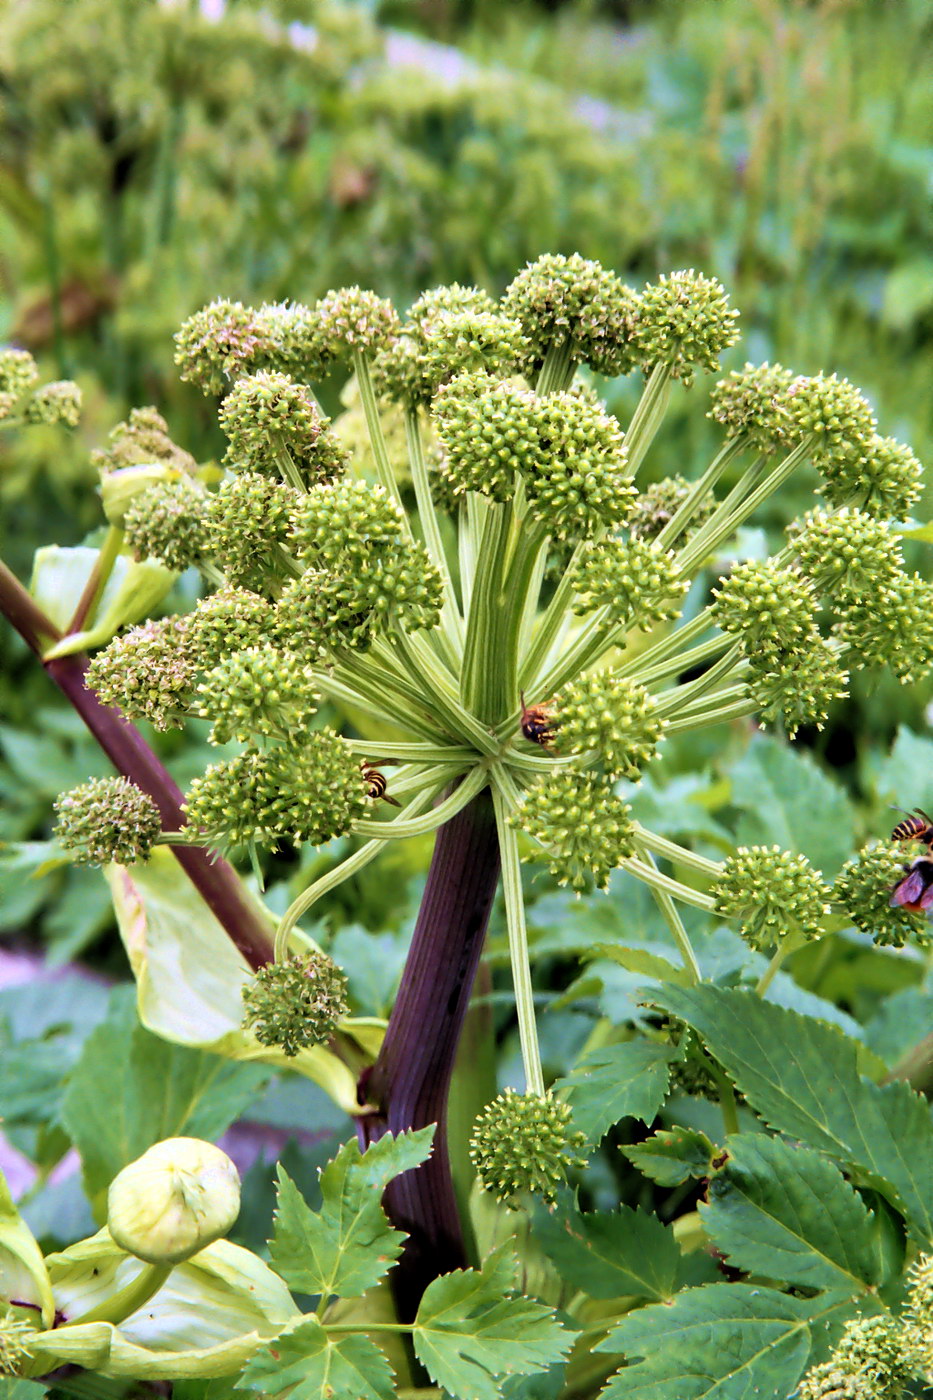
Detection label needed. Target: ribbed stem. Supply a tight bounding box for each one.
[358,788,501,1322]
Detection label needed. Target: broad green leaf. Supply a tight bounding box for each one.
[655,985,933,1241]
[0,1168,54,1324]
[864,987,933,1069]
[32,546,174,656]
[60,988,269,1208]
[106,851,372,1114]
[269,1129,435,1299]
[585,944,693,988]
[700,1134,881,1292]
[236,1317,395,1400]
[555,1039,680,1144]
[597,1284,850,1400]
[869,725,933,812]
[728,736,853,878]
[534,1200,679,1301]
[413,1245,571,1400]
[622,1127,715,1186]
[0,1384,48,1400]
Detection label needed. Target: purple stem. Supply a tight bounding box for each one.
[358,787,500,1320]
[0,561,273,970]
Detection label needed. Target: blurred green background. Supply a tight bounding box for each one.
[1,0,931,957]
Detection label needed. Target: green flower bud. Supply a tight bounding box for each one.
[713,845,830,951]
[123,480,210,572]
[786,371,877,484]
[433,371,535,503]
[276,540,444,652]
[836,571,933,684]
[207,473,300,592]
[186,586,276,668]
[0,347,39,401]
[796,1315,909,1400]
[469,1089,587,1208]
[314,286,400,358]
[24,379,82,427]
[707,362,796,452]
[553,672,664,779]
[513,769,636,892]
[92,405,197,481]
[253,300,332,380]
[747,637,849,738]
[902,1251,933,1378]
[107,1138,240,1265]
[174,299,272,394]
[54,777,161,866]
[183,732,367,852]
[219,371,347,486]
[87,616,196,730]
[195,647,319,745]
[628,474,716,542]
[572,537,687,628]
[242,951,349,1058]
[634,270,740,385]
[289,478,404,567]
[0,1314,34,1376]
[832,841,930,949]
[712,561,817,659]
[501,252,640,376]
[856,434,923,521]
[788,507,903,602]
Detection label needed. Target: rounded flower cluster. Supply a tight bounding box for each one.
[785,372,877,498]
[93,405,196,479]
[553,672,664,779]
[252,300,332,380]
[628,474,716,542]
[23,379,83,427]
[712,562,817,660]
[713,845,830,950]
[903,1252,933,1378]
[0,1314,34,1375]
[207,473,300,591]
[277,540,443,653]
[513,770,636,892]
[186,586,276,668]
[0,347,39,400]
[242,951,349,1058]
[55,777,162,866]
[633,270,740,386]
[87,615,196,729]
[707,362,797,452]
[174,299,272,394]
[747,637,849,738]
[856,434,923,521]
[573,537,687,629]
[182,732,368,852]
[832,841,930,949]
[796,1315,910,1400]
[289,479,405,567]
[123,481,209,572]
[219,371,347,485]
[195,647,319,745]
[434,374,635,538]
[501,252,640,377]
[314,286,399,358]
[789,507,903,603]
[469,1089,587,1208]
[836,571,933,685]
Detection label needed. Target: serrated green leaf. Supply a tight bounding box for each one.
[864,987,933,1069]
[413,1245,571,1400]
[585,944,693,988]
[60,988,270,1209]
[236,1317,396,1400]
[654,985,933,1241]
[269,1129,435,1299]
[556,1039,679,1145]
[728,736,854,878]
[622,1127,715,1187]
[534,1200,679,1301]
[700,1134,880,1292]
[597,1283,851,1400]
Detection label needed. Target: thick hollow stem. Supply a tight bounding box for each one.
[358,787,501,1322]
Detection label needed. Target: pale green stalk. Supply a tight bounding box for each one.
[632,839,702,984]
[614,609,714,679]
[349,740,477,764]
[666,697,757,734]
[633,825,723,879]
[273,438,307,494]
[623,362,671,476]
[351,350,408,521]
[535,340,577,395]
[653,437,748,550]
[755,931,807,996]
[617,854,717,912]
[353,762,489,840]
[654,642,744,716]
[391,628,500,754]
[492,778,545,1097]
[404,408,464,655]
[459,499,514,723]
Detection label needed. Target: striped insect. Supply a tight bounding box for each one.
[890,807,933,847]
[360,761,401,807]
[519,692,553,747]
[890,856,933,913]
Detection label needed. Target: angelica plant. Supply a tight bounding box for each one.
[3,253,933,1400]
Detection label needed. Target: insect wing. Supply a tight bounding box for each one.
[890,868,927,908]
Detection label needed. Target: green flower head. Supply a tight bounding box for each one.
[502,251,640,377]
[242,951,349,1058]
[87,615,196,730]
[712,561,817,659]
[634,269,740,385]
[796,1315,910,1400]
[707,362,796,452]
[55,777,161,866]
[713,845,830,951]
[573,536,687,629]
[219,371,347,485]
[174,299,272,394]
[314,286,400,358]
[469,1089,587,1208]
[195,646,319,745]
[513,769,636,892]
[553,671,664,779]
[123,480,210,572]
[207,473,300,592]
[833,841,931,949]
[24,379,83,427]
